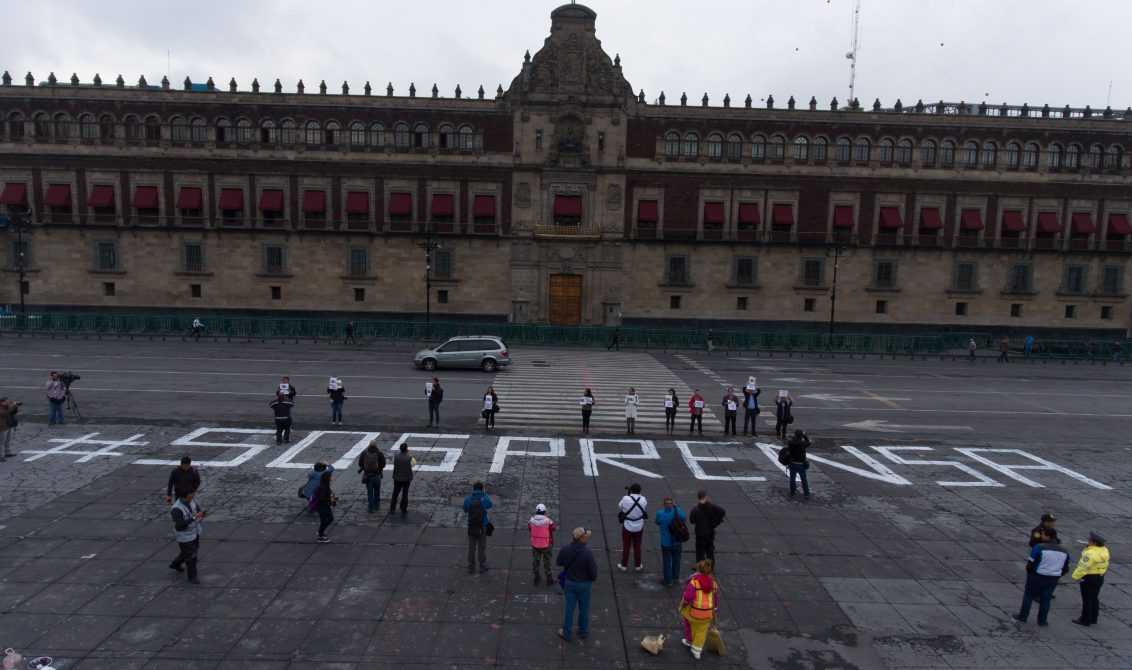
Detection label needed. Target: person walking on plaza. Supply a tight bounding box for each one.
[721,387,738,436]
[688,490,726,564]
[1024,334,1035,358]
[1071,532,1110,626]
[165,456,201,503]
[624,386,639,434]
[1014,527,1071,626]
[1028,513,1057,548]
[688,389,705,435]
[344,320,357,345]
[278,375,297,420]
[607,328,620,351]
[270,391,294,444]
[390,443,414,514]
[580,388,595,433]
[327,375,345,426]
[706,328,714,355]
[1113,341,1123,362]
[463,481,494,573]
[169,489,206,584]
[617,483,648,571]
[0,397,19,461]
[968,338,978,361]
[356,440,386,513]
[46,371,66,425]
[427,377,443,427]
[1084,339,1094,362]
[299,460,333,504]
[482,386,499,430]
[680,559,720,660]
[190,317,204,341]
[528,503,557,586]
[664,388,679,435]
[998,336,1010,362]
[655,496,688,586]
[774,390,793,440]
[786,429,812,498]
[742,384,761,437]
[557,527,598,642]
[313,471,337,543]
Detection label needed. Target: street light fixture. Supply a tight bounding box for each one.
[0,209,30,315]
[417,221,440,339]
[828,227,846,339]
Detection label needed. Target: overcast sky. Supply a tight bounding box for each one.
[6,0,1130,110]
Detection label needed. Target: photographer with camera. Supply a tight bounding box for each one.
[170,489,207,584]
[46,371,67,425]
[0,396,21,460]
[617,483,648,572]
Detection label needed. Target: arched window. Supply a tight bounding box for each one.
[190,117,207,142]
[7,112,25,138]
[1047,143,1063,169]
[962,140,978,166]
[144,115,161,141]
[706,132,722,158]
[853,137,870,162]
[280,119,298,145]
[304,120,321,145]
[940,140,956,166]
[793,136,809,161]
[683,132,699,157]
[394,122,411,147]
[33,112,50,138]
[751,134,767,159]
[53,113,73,139]
[1022,142,1039,168]
[835,137,851,161]
[1065,143,1081,169]
[215,118,231,144]
[812,136,828,161]
[438,123,455,149]
[98,114,115,140]
[123,115,142,141]
[349,121,366,145]
[1088,144,1103,169]
[921,139,937,165]
[260,119,277,144]
[325,120,340,146]
[1004,142,1021,168]
[458,124,474,150]
[878,138,894,163]
[236,118,254,144]
[1104,145,1121,169]
[981,141,997,167]
[726,133,742,159]
[80,114,98,140]
[664,131,680,157]
[370,122,386,147]
[895,139,913,163]
[769,134,785,159]
[413,123,430,148]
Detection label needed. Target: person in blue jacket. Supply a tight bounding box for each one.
[655,495,688,586]
[462,481,494,574]
[298,461,334,507]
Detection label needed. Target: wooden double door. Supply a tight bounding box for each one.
[548,274,583,325]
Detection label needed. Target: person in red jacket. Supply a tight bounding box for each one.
[688,389,705,435]
[528,503,557,586]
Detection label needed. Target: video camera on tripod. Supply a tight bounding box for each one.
[58,372,81,388]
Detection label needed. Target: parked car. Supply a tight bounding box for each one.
[413,336,511,372]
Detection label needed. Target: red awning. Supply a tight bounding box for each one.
[88,185,116,208]
[474,195,496,217]
[554,195,582,217]
[132,186,159,209]
[772,204,794,226]
[430,194,454,217]
[1001,210,1027,232]
[1071,212,1096,234]
[833,205,854,228]
[388,192,412,215]
[344,191,369,214]
[1107,213,1132,235]
[302,190,326,213]
[176,187,203,209]
[919,208,943,230]
[878,206,904,229]
[0,183,28,206]
[44,184,71,207]
[1036,212,1060,233]
[703,202,725,224]
[218,188,243,210]
[638,200,659,222]
[260,189,284,212]
[960,209,984,230]
[737,203,760,225]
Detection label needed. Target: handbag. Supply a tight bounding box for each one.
[617,496,647,524]
[485,522,495,537]
[786,413,794,425]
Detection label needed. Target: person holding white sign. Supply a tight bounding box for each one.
[742,385,762,437]
[482,386,499,430]
[688,389,705,436]
[664,388,679,435]
[774,390,793,440]
[579,388,595,433]
[427,378,443,427]
[720,387,739,436]
[624,387,639,434]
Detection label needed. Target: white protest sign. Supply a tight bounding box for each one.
[747,376,757,391]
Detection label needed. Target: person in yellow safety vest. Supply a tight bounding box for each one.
[1071,532,1110,626]
[679,558,720,660]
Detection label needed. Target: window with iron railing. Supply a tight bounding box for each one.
[666,255,689,285]
[183,243,204,272]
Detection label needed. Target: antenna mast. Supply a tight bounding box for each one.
[847,0,861,103]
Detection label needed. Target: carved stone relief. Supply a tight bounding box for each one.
[515,182,531,208]
[605,183,622,210]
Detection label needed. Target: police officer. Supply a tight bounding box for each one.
[1014,527,1070,626]
[1028,513,1056,547]
[169,489,206,584]
[1071,532,1110,626]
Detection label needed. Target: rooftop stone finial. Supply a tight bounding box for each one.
[1,71,10,86]
[432,83,438,98]
[701,93,708,107]
[1104,105,1113,119]
[409,82,416,97]
[873,98,882,111]
[614,53,620,67]
[183,76,192,90]
[745,94,752,108]
[229,78,237,93]
[977,101,987,115]
[477,84,484,99]
[831,97,838,111]
[851,97,860,110]
[296,79,305,94]
[342,81,349,95]
[364,81,371,96]
[138,75,147,87]
[496,84,503,98]
[387,82,394,96]
[915,99,924,113]
[251,78,260,93]
[206,76,215,90]
[809,96,817,110]
[274,78,282,93]
[723,93,730,108]
[787,95,796,110]
[25,72,35,86]
[455,84,461,98]
[161,75,169,89]
[319,80,327,95]
[1020,102,1029,117]
[766,94,774,109]
[638,89,645,103]
[116,74,124,88]
[1042,103,1050,117]
[894,99,903,112]
[47,72,57,85]
[658,91,666,105]
[1063,104,1071,116]
[524,50,531,63]
[680,92,687,106]
[70,73,79,86]
[1084,105,1093,118]
[94,73,103,87]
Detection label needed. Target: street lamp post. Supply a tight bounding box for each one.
[417,222,440,338]
[0,210,29,315]
[828,228,846,339]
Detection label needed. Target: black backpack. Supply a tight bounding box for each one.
[669,510,691,543]
[777,446,791,466]
[468,496,485,536]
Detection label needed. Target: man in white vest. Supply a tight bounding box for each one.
[170,489,206,584]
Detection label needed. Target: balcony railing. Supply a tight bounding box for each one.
[533,224,602,238]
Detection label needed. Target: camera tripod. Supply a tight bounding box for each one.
[63,384,82,420]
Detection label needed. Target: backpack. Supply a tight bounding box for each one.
[777,446,791,466]
[669,510,691,543]
[468,496,485,536]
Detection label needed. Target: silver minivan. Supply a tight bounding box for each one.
[413,336,511,372]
